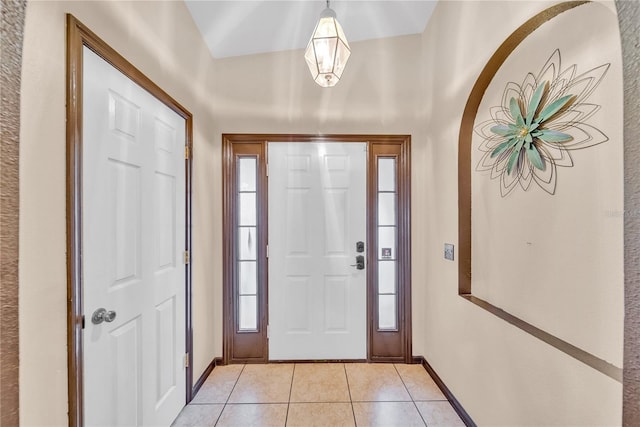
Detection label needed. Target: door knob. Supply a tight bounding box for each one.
[350,255,365,270]
[91,308,117,325]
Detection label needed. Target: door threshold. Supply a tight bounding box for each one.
[267,359,368,364]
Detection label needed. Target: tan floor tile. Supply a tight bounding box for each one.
[352,402,425,426]
[192,364,245,404]
[216,403,288,427]
[228,364,294,403]
[394,364,446,401]
[286,403,355,427]
[345,363,411,402]
[171,404,224,427]
[415,401,465,427]
[290,363,350,402]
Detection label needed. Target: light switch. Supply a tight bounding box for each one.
[444,243,454,261]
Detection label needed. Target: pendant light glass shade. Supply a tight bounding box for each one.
[304,4,351,87]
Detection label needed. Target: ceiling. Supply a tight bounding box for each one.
[184,0,438,59]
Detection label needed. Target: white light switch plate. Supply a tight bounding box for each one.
[444,243,454,261]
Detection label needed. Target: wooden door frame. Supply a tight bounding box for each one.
[222,134,412,364]
[66,15,194,427]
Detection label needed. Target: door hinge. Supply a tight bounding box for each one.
[81,315,85,329]
[184,145,190,159]
[183,250,190,264]
[266,245,269,259]
[267,325,270,339]
[266,163,269,177]
[184,353,189,368]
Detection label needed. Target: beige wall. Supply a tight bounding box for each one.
[19,0,623,425]
[418,0,623,425]
[19,1,219,425]
[470,0,623,367]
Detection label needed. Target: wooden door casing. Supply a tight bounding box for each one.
[222,134,411,364]
[66,15,194,426]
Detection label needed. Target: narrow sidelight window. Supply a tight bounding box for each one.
[223,137,267,363]
[237,157,258,331]
[377,157,398,330]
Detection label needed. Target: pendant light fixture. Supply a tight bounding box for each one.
[304,0,351,87]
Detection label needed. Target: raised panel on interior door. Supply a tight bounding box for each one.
[108,89,140,142]
[154,172,176,271]
[154,117,175,154]
[286,155,312,188]
[323,155,350,188]
[324,276,348,332]
[109,159,141,289]
[286,189,310,255]
[109,316,142,426]
[324,189,347,255]
[325,155,348,171]
[286,276,311,333]
[155,297,176,405]
[287,155,310,172]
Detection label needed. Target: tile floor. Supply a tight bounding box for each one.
[172,363,465,426]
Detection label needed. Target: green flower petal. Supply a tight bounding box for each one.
[507,139,525,175]
[537,94,575,123]
[537,130,573,143]
[510,97,524,126]
[490,125,513,137]
[526,144,544,170]
[526,82,547,126]
[490,138,518,158]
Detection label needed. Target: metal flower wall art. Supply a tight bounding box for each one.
[475,49,610,196]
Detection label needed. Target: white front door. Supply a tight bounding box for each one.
[82,47,186,426]
[268,142,367,360]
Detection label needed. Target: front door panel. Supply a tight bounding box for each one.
[268,142,367,360]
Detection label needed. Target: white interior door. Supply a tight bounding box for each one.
[82,47,186,426]
[268,142,367,360]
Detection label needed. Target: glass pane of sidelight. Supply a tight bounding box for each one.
[238,193,257,226]
[239,295,258,331]
[378,295,397,330]
[378,226,396,260]
[238,158,257,192]
[239,261,257,295]
[378,158,396,192]
[378,261,396,294]
[238,227,257,260]
[378,193,397,226]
